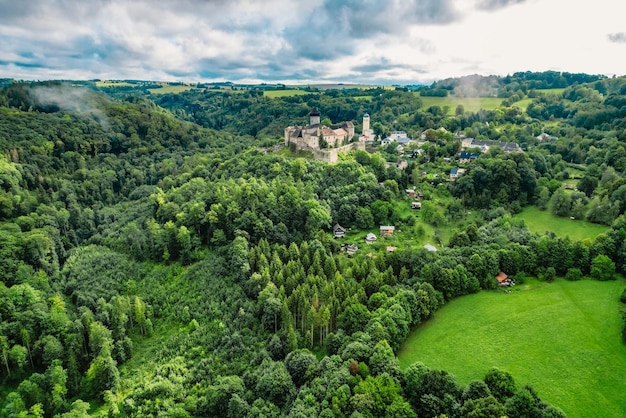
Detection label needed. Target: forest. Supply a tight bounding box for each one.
[1,72,626,417]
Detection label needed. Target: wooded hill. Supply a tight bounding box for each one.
[1,73,625,417]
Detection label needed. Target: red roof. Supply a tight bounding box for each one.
[496,272,508,283]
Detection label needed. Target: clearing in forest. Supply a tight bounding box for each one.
[397,278,626,417]
[514,206,610,241]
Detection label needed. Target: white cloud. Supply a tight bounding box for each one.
[0,0,624,83]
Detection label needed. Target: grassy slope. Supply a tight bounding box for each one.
[416,89,568,114]
[148,85,198,94]
[514,206,610,241]
[264,90,312,98]
[418,95,504,113]
[95,81,134,87]
[397,278,626,417]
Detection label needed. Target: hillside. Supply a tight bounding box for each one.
[1,73,626,417]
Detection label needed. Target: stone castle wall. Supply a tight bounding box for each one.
[309,142,365,163]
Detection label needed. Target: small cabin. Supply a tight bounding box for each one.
[496,271,514,287]
[333,224,346,239]
[342,243,358,255]
[411,202,422,210]
[380,225,395,236]
[365,233,377,244]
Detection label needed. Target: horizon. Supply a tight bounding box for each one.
[2,70,618,88]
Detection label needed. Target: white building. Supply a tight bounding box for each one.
[358,113,376,143]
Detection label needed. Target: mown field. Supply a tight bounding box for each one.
[417,95,505,113]
[147,85,198,94]
[397,278,626,417]
[416,87,568,113]
[538,88,566,95]
[264,89,312,98]
[95,81,134,87]
[514,206,610,241]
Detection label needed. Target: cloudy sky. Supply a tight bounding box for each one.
[1,0,625,85]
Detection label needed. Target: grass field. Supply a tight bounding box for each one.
[264,89,312,98]
[418,95,505,114]
[95,81,134,87]
[148,85,197,94]
[537,88,566,95]
[514,206,610,241]
[397,278,626,417]
[514,97,533,110]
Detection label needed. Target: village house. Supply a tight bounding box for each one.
[536,132,558,141]
[380,225,395,236]
[365,233,377,244]
[496,271,514,286]
[411,201,422,209]
[461,137,522,153]
[333,224,346,239]
[342,243,358,255]
[458,151,480,163]
[449,167,465,181]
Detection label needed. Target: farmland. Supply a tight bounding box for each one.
[147,84,198,94]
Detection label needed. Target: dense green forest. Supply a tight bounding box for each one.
[1,73,626,417]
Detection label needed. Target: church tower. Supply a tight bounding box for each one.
[362,113,370,133]
[309,108,321,126]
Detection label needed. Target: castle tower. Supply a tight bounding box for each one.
[362,113,370,133]
[309,108,321,126]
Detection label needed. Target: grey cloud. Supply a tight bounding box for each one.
[608,32,626,43]
[351,58,417,74]
[0,2,33,22]
[348,57,429,85]
[0,0,110,24]
[320,0,458,38]
[193,55,329,82]
[0,0,461,83]
[476,0,526,11]
[281,0,456,63]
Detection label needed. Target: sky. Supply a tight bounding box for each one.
[1,0,625,85]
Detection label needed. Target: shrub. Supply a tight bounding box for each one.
[565,268,583,281]
[539,267,556,282]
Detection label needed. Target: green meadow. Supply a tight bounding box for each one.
[418,95,505,113]
[95,81,134,87]
[147,85,197,94]
[416,91,562,113]
[263,89,312,98]
[514,206,610,241]
[397,278,626,417]
[538,88,566,95]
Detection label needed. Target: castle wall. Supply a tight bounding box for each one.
[309,142,365,163]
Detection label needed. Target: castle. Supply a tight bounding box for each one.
[284,109,369,162]
[284,108,355,150]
